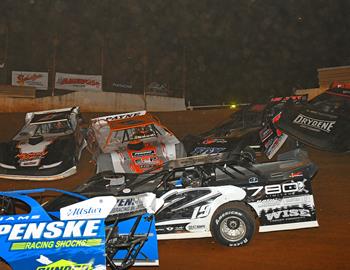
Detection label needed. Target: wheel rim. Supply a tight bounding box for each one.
[220,216,246,242]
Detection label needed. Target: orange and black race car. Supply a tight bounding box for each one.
[87,111,186,174]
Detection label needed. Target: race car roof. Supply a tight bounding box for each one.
[108,113,160,131]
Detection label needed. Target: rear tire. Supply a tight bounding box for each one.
[210,203,256,247]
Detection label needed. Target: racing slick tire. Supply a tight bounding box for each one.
[210,202,256,247]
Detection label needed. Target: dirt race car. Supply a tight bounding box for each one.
[183,95,308,161]
[0,107,86,181]
[74,149,319,247]
[87,110,186,174]
[183,104,266,158]
[276,82,350,152]
[0,188,162,270]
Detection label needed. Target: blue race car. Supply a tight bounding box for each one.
[0,188,162,270]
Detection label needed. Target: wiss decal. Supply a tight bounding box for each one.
[293,114,336,133]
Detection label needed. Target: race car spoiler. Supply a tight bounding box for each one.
[91,110,147,123]
[25,107,80,124]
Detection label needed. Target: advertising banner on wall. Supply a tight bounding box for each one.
[55,72,102,91]
[12,71,48,90]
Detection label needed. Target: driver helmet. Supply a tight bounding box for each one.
[182,170,202,187]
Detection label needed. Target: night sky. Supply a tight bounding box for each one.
[0,0,349,105]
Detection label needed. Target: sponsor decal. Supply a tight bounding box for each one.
[265,208,311,221]
[16,74,43,85]
[11,239,102,250]
[293,114,336,133]
[135,157,158,164]
[55,73,102,91]
[289,171,303,178]
[248,177,259,184]
[0,215,41,222]
[92,111,145,122]
[132,150,155,157]
[270,95,306,103]
[186,224,206,231]
[12,71,49,90]
[112,82,133,89]
[246,180,309,197]
[202,138,227,145]
[36,259,93,270]
[59,78,100,87]
[191,147,226,155]
[17,151,47,161]
[0,220,102,241]
[67,207,102,217]
[259,126,273,142]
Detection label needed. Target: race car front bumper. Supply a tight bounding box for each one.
[0,165,77,181]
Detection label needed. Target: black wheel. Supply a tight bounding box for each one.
[210,203,256,247]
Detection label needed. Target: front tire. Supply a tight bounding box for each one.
[210,203,256,247]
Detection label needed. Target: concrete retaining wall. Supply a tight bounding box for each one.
[0,91,186,112]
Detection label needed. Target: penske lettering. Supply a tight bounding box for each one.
[0,220,101,241]
[293,114,336,133]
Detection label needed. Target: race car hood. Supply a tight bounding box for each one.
[188,127,260,156]
[0,135,74,169]
[276,93,350,152]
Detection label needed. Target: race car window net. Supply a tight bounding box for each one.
[109,124,159,144]
[33,120,73,136]
[0,196,31,215]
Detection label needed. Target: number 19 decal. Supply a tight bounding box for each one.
[191,204,211,219]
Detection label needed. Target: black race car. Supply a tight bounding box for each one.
[276,82,350,152]
[183,96,308,161]
[66,149,319,247]
[183,104,266,159]
[0,107,86,180]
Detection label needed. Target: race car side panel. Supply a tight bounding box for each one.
[155,186,247,239]
[246,177,319,232]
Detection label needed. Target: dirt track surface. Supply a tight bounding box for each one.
[0,110,349,270]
